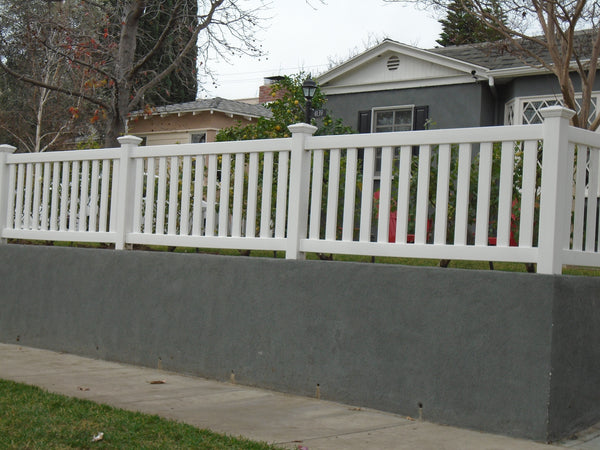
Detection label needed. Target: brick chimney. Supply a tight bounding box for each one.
[259,76,286,104]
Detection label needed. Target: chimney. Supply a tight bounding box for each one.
[259,76,286,104]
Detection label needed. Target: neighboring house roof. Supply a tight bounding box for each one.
[318,32,596,95]
[132,97,273,120]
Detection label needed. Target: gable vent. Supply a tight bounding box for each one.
[387,55,400,71]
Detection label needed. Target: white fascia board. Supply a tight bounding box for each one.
[135,108,267,120]
[318,39,489,86]
[321,75,480,96]
[489,59,595,79]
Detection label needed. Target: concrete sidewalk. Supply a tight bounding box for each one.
[0,343,598,450]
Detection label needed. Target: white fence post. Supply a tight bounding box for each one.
[286,123,317,259]
[0,145,16,244]
[537,106,576,274]
[115,136,142,250]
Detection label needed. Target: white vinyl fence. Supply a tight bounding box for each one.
[1,106,599,274]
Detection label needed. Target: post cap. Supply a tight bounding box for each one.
[288,123,318,135]
[539,106,576,120]
[0,144,17,153]
[117,135,143,146]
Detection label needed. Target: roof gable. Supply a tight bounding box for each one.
[318,39,487,95]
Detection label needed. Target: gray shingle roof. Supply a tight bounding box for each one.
[428,30,596,71]
[134,97,272,118]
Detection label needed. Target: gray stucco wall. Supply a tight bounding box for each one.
[1,244,599,442]
[324,82,493,131]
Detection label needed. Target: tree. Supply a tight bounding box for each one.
[385,0,600,130]
[216,74,355,141]
[0,2,96,151]
[0,0,264,146]
[436,0,504,46]
[132,0,198,105]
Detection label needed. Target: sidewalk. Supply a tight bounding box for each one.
[0,343,597,450]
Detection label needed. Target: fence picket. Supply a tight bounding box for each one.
[309,149,324,240]
[89,160,100,232]
[79,160,90,232]
[32,163,42,230]
[246,152,259,238]
[359,147,375,242]
[434,144,451,245]
[143,158,156,234]
[342,148,357,242]
[497,141,515,247]
[6,164,16,229]
[205,154,218,237]
[325,149,341,241]
[475,143,493,246]
[585,149,599,251]
[180,156,192,236]
[23,163,33,230]
[454,143,472,245]
[168,156,179,235]
[192,155,205,236]
[40,162,51,231]
[415,145,431,244]
[519,140,538,247]
[395,146,412,244]
[231,153,246,237]
[260,152,274,238]
[378,146,393,243]
[274,152,288,239]
[572,145,588,250]
[155,157,168,235]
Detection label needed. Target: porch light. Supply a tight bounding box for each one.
[302,76,317,123]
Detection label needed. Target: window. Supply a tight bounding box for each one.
[373,107,413,133]
[190,132,207,144]
[357,106,428,176]
[505,94,600,126]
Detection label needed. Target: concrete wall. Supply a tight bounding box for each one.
[1,244,599,442]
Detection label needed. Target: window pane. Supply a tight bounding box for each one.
[376,111,394,127]
[394,110,412,126]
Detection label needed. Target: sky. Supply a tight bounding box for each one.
[199,0,443,100]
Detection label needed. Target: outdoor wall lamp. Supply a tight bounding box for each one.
[302,76,317,123]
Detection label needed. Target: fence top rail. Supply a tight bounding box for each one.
[133,137,292,158]
[568,126,600,148]
[7,147,121,164]
[305,124,544,150]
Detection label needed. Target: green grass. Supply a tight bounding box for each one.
[0,379,281,450]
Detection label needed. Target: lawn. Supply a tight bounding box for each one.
[0,379,281,450]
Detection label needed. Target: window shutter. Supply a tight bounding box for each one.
[413,105,429,130]
[358,110,372,133]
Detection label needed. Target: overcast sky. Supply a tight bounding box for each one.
[200,0,443,100]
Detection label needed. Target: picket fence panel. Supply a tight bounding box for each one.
[2,107,600,274]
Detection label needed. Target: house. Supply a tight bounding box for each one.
[127,97,272,145]
[317,34,600,133]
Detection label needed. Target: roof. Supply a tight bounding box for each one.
[317,31,597,94]
[133,97,272,119]
[429,30,596,71]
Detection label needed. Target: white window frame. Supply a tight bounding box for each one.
[505,93,600,126]
[371,105,415,133]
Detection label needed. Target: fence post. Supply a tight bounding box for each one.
[0,145,16,244]
[286,123,317,259]
[537,106,576,274]
[114,135,142,250]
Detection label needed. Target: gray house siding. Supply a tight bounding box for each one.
[325,83,496,132]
